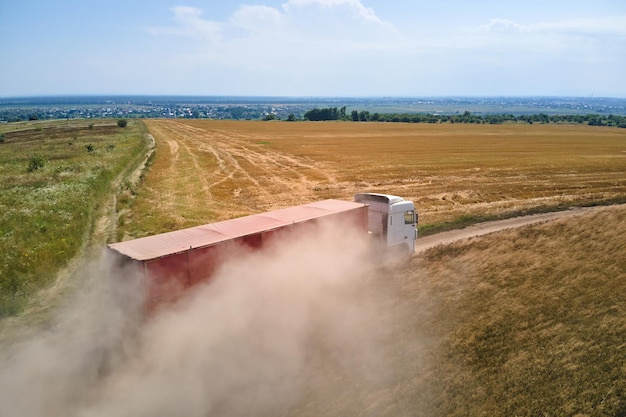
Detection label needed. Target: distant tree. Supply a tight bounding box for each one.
[230,108,245,120]
[287,114,296,122]
[351,110,359,121]
[304,107,340,121]
[0,133,5,143]
[263,113,277,121]
[587,115,604,126]
[303,108,319,121]
[537,113,550,124]
[117,119,128,127]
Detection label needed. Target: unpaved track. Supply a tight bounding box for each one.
[414,206,607,254]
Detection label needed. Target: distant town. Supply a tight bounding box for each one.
[1,96,625,123]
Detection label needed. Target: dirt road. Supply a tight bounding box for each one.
[414,206,604,254]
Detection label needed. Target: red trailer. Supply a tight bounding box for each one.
[108,199,369,310]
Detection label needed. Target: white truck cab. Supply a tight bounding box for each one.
[354,193,418,253]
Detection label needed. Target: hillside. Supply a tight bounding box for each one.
[384,205,626,416]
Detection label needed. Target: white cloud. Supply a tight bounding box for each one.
[137,3,625,97]
[148,0,402,47]
[452,15,626,58]
[480,15,626,37]
[230,5,284,35]
[479,18,526,33]
[147,6,221,42]
[283,0,384,24]
[141,0,407,96]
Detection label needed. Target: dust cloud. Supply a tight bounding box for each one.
[0,222,403,417]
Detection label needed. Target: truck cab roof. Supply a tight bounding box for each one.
[354,193,405,205]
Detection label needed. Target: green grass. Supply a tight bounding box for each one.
[0,119,146,317]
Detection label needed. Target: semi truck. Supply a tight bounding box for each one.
[108,193,417,310]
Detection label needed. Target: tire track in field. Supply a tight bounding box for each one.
[143,121,215,219]
[149,120,338,211]
[156,122,262,193]
[209,128,338,197]
[214,128,336,181]
[182,123,336,185]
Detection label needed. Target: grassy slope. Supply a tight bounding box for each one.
[285,207,625,417]
[0,119,147,317]
[388,205,626,416]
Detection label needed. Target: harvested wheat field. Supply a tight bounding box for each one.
[119,119,626,239]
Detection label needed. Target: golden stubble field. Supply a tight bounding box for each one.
[120,119,626,239]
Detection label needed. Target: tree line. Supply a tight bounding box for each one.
[303,107,626,128]
[3,104,625,127]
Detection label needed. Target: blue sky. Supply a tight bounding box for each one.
[1,0,625,97]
